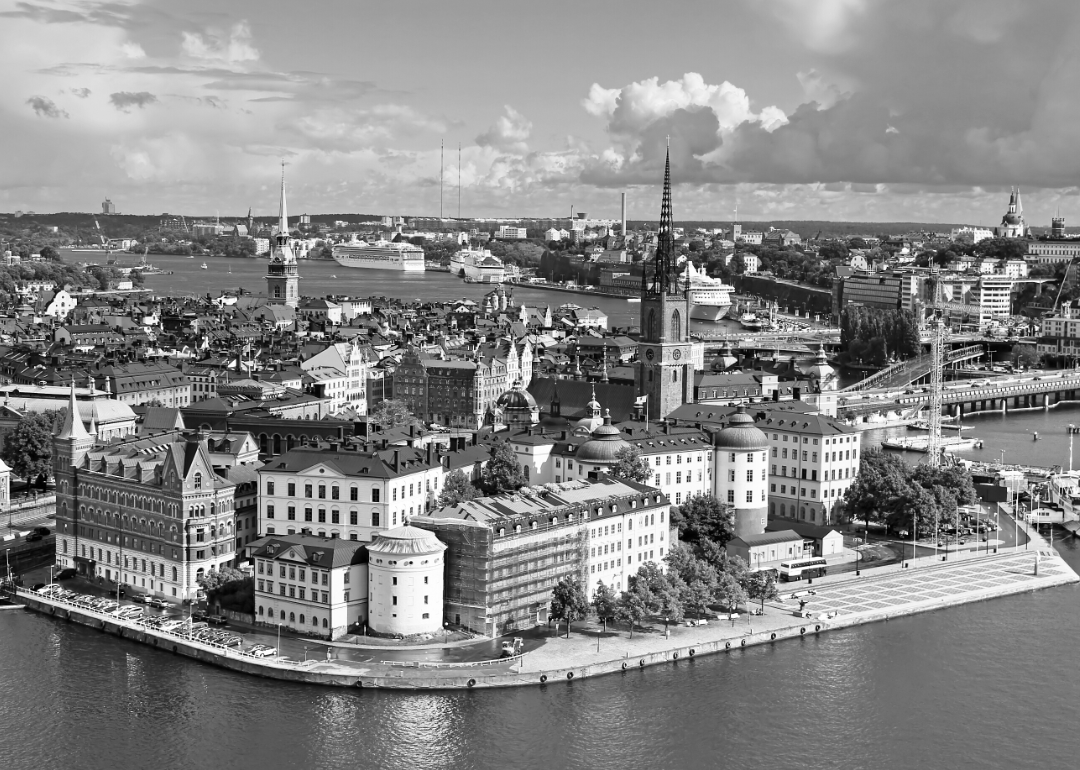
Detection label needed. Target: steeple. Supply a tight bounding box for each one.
[278,160,289,238]
[1015,187,1023,216]
[643,140,679,297]
[57,378,89,441]
[601,343,610,383]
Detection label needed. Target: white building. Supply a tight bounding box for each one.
[497,225,528,240]
[366,526,446,636]
[950,226,994,243]
[258,443,444,542]
[300,340,370,414]
[251,533,369,640]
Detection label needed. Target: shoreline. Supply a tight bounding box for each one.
[10,547,1077,690]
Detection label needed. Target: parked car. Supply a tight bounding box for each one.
[56,568,77,580]
[129,593,147,604]
[207,615,228,626]
[31,526,50,537]
[25,532,43,543]
[248,646,277,658]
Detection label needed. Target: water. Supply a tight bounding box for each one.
[869,400,1080,469]
[2,542,1078,770]
[136,254,741,334]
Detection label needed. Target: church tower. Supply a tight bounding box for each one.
[266,162,300,307]
[636,144,694,419]
[53,379,95,575]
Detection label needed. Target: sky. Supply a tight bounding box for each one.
[4,0,1080,225]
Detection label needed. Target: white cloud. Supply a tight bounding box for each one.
[120,41,145,60]
[181,21,259,63]
[475,105,533,151]
[761,0,872,52]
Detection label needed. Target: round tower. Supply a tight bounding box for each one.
[366,526,446,636]
[713,407,769,538]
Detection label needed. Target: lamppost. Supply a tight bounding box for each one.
[443,621,448,645]
[664,616,669,639]
[277,622,282,653]
[1070,425,1076,472]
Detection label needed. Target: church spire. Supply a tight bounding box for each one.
[643,140,678,297]
[277,160,289,238]
[57,378,89,441]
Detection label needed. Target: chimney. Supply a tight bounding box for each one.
[620,192,627,237]
[426,442,434,465]
[337,425,346,442]
[328,441,339,452]
[393,449,400,472]
[663,423,670,435]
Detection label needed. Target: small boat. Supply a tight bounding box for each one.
[882,436,983,453]
[330,274,337,279]
[908,421,972,432]
[626,297,641,303]
[200,262,208,270]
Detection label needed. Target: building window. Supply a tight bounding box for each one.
[305,507,313,522]
[372,488,380,503]
[332,486,339,500]
[305,484,312,498]
[287,506,296,521]
[267,481,275,495]
[318,508,326,523]
[318,485,326,499]
[727,490,734,503]
[288,483,296,496]
[266,504,275,519]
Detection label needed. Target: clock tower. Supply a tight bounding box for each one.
[636,144,693,420]
[266,161,300,308]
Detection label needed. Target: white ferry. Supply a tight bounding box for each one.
[681,260,734,322]
[331,239,425,272]
[1046,472,1080,522]
[450,247,505,283]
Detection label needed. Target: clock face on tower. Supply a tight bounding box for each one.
[672,349,682,360]
[645,348,656,361]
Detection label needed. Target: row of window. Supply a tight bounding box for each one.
[773,483,844,500]
[257,607,332,628]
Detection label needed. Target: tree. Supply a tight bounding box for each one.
[610,444,653,484]
[482,441,526,494]
[592,581,618,633]
[197,566,246,598]
[550,575,590,637]
[665,544,719,618]
[742,570,779,614]
[616,581,651,639]
[671,493,735,548]
[1011,343,1040,370]
[437,469,480,507]
[370,398,420,429]
[1,410,63,486]
[39,245,59,261]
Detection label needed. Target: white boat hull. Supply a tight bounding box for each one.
[690,303,732,322]
[331,254,425,272]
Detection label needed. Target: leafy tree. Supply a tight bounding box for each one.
[610,444,653,484]
[39,245,59,260]
[437,469,480,507]
[550,575,590,637]
[370,398,420,429]
[616,581,651,639]
[592,581,618,633]
[665,544,719,618]
[742,570,779,614]
[671,493,735,548]
[482,441,526,494]
[197,566,246,600]
[1,410,63,486]
[1011,343,1040,370]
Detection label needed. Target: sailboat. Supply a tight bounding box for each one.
[200,262,208,270]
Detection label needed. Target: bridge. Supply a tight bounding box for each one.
[839,371,1080,419]
[840,344,985,393]
[693,327,840,343]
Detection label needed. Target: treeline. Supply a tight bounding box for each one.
[839,306,922,364]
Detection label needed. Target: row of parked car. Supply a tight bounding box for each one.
[31,583,277,658]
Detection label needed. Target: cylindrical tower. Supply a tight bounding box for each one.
[366,526,447,636]
[712,407,770,538]
[621,192,627,237]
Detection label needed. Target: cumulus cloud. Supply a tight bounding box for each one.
[109,91,157,111]
[70,87,91,98]
[120,41,145,59]
[475,106,533,151]
[579,72,786,185]
[26,95,68,118]
[181,21,259,63]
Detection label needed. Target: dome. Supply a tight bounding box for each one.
[714,407,769,451]
[576,410,631,464]
[368,525,446,556]
[495,380,537,411]
[1003,212,1022,225]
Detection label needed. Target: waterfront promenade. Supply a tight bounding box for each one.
[13,543,1076,690]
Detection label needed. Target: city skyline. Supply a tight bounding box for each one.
[4,0,1080,224]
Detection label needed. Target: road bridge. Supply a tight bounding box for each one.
[839,371,1080,419]
[842,344,985,393]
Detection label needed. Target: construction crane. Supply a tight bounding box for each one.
[925,267,945,466]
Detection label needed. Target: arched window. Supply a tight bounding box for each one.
[672,369,678,383]
[259,606,264,616]
[280,610,285,620]
[299,614,305,625]
[289,612,295,623]
[171,567,178,581]
[313,616,319,627]
[193,472,202,490]
[647,309,657,340]
[322,618,328,628]
[670,309,681,336]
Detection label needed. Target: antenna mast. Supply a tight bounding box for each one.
[440,140,444,219]
[458,143,461,219]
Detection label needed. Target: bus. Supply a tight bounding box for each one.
[779,558,828,582]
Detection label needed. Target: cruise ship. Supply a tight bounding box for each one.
[1046,471,1080,522]
[330,240,425,272]
[681,260,734,322]
[449,246,505,283]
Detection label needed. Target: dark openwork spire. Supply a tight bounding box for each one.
[643,141,680,297]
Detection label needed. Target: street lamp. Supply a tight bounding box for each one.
[277,622,281,653]
[443,621,448,645]
[664,616,669,639]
